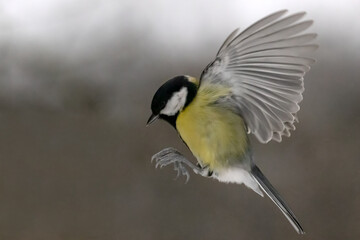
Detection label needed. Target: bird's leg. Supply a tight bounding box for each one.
[194,163,213,177]
[151,147,212,182]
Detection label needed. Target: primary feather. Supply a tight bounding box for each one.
[200,9,317,143]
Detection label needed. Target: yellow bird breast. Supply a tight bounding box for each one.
[176,84,249,170]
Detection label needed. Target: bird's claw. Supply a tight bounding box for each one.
[151,148,192,183]
[173,161,190,183]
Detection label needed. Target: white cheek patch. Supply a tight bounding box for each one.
[160,87,188,116]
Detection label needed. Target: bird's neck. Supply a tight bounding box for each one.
[161,114,178,128]
[162,81,198,129]
[183,80,198,108]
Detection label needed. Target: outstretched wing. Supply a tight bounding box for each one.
[200,10,317,143]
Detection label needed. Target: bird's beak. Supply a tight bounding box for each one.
[146,114,159,126]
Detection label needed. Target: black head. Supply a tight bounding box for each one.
[147,75,198,127]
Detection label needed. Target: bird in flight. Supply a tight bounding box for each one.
[147,10,317,234]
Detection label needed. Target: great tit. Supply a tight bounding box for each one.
[147,10,317,234]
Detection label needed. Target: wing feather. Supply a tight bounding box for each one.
[200,10,317,143]
[222,10,288,52]
[233,13,308,48]
[217,28,241,55]
[232,56,315,65]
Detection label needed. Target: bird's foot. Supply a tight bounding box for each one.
[152,148,214,182]
[151,148,198,183]
[151,147,213,183]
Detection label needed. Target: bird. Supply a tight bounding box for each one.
[147,10,317,234]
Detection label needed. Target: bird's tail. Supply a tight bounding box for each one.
[250,165,305,234]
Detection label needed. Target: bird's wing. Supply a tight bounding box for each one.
[200,10,317,143]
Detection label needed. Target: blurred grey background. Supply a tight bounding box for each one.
[0,0,359,239]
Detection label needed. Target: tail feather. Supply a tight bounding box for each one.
[251,165,305,234]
